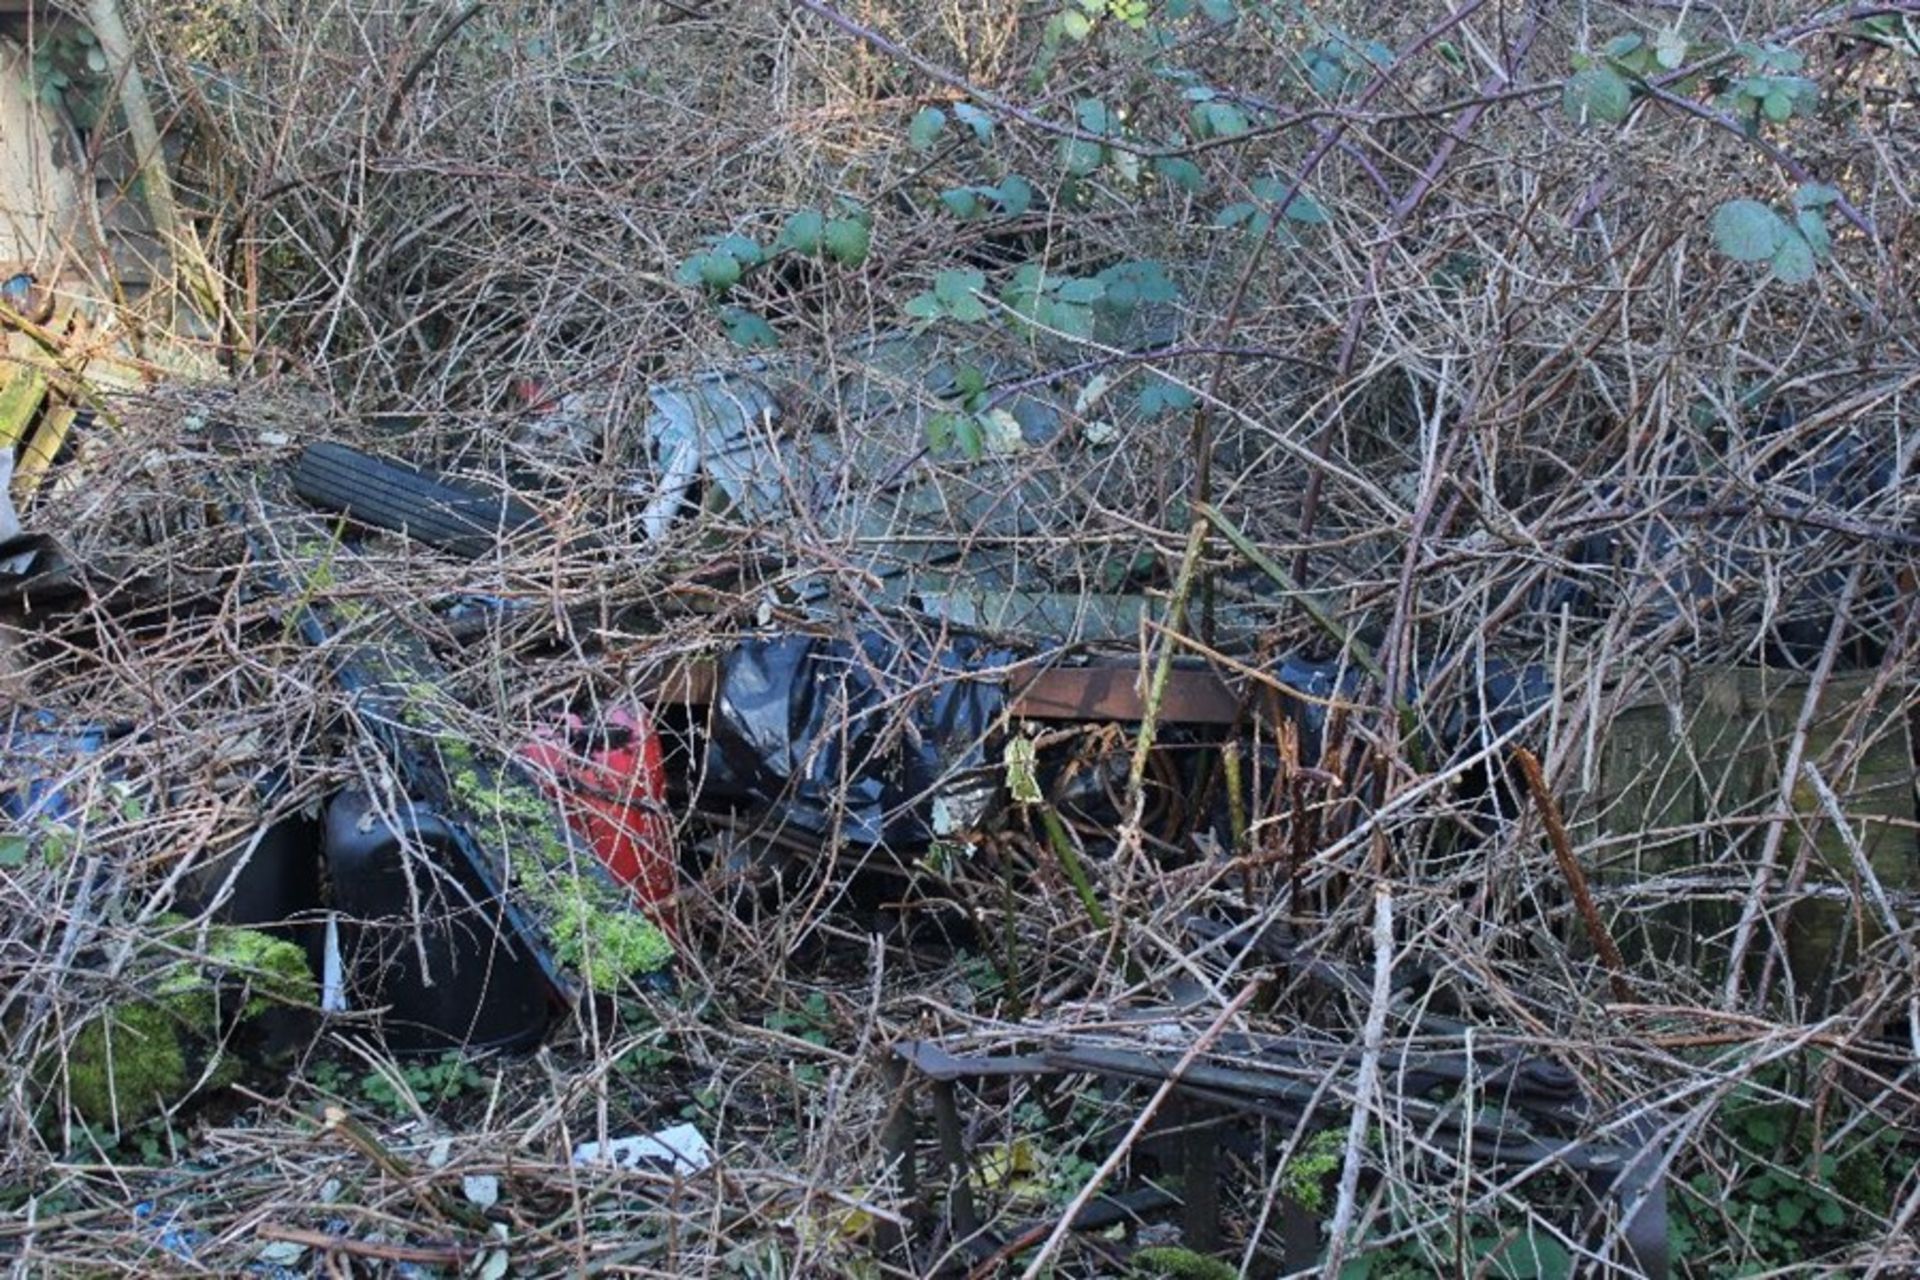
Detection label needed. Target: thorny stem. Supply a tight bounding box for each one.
[1514,746,1633,1005]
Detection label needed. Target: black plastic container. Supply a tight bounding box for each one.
[323,790,551,1053]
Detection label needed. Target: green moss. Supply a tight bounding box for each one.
[1280,1126,1344,1213]
[1131,1246,1238,1280]
[63,1002,195,1125]
[391,663,673,993]
[55,925,314,1126]
[203,923,318,1016]
[536,878,673,992]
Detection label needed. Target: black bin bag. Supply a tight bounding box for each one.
[704,631,1010,848]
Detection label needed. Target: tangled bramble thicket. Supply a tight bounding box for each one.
[2,1,1918,1275]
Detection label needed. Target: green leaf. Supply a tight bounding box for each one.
[925,411,958,451]
[720,306,778,348]
[952,413,984,460]
[1794,182,1840,208]
[698,253,742,290]
[1774,1197,1806,1229]
[939,187,981,218]
[1056,277,1106,304]
[1059,136,1105,175]
[1050,301,1095,340]
[1795,208,1831,259]
[903,293,944,321]
[822,218,870,266]
[1763,89,1793,121]
[85,47,108,73]
[1076,97,1112,135]
[1771,231,1816,284]
[1098,259,1178,306]
[1815,1197,1845,1227]
[992,175,1034,216]
[1137,375,1196,416]
[1277,190,1328,224]
[0,835,27,868]
[1711,199,1788,261]
[1154,156,1206,192]
[933,269,984,305]
[1214,201,1256,228]
[1655,28,1688,70]
[1192,101,1249,138]
[1060,9,1092,39]
[953,102,993,140]
[909,106,948,151]
[714,234,765,266]
[778,209,824,255]
[954,364,987,400]
[1199,0,1235,22]
[1563,65,1632,126]
[1604,33,1644,59]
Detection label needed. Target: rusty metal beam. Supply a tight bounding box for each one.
[637,655,1243,725]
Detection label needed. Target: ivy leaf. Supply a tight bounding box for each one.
[1774,1197,1806,1229]
[1154,156,1206,192]
[778,209,824,255]
[720,306,778,349]
[1563,65,1632,126]
[1762,89,1794,121]
[1712,199,1788,261]
[1815,1198,1845,1228]
[909,106,948,151]
[903,293,944,321]
[822,218,870,266]
[1770,231,1816,284]
[1794,182,1840,209]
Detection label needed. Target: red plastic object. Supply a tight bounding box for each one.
[520,706,677,932]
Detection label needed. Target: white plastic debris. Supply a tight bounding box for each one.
[572,1123,713,1176]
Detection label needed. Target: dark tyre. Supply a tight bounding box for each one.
[292,442,542,559]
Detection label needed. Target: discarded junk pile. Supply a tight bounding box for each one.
[4,330,1676,1273]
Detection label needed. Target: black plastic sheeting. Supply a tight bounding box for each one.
[704,631,1011,847]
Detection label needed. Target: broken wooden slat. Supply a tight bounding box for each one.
[12,401,74,498]
[0,334,49,453]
